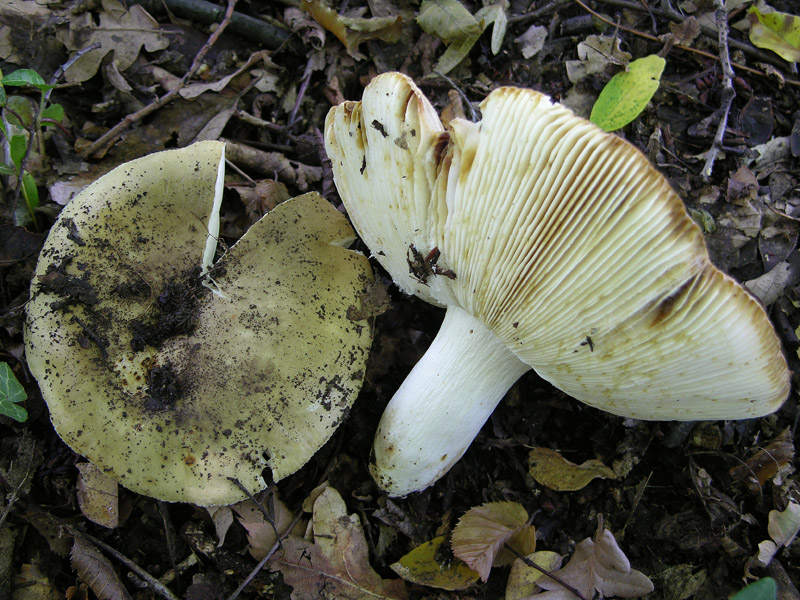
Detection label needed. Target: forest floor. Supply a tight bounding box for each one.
[1,0,799,599]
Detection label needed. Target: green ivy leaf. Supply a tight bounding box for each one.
[730,577,777,600]
[2,68,56,92]
[590,54,666,132]
[0,362,28,422]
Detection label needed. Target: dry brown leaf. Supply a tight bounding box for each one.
[533,522,654,599]
[529,448,616,492]
[269,486,408,599]
[451,501,534,582]
[70,536,132,600]
[729,427,795,491]
[75,463,118,529]
[233,494,305,560]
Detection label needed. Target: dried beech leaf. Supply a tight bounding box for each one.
[205,506,234,548]
[729,427,794,491]
[451,501,531,582]
[233,495,305,560]
[535,526,654,598]
[756,501,800,565]
[76,463,119,529]
[529,447,616,491]
[70,536,132,600]
[269,487,408,599]
[390,535,480,591]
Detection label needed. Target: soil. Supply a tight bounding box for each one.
[1,1,799,599]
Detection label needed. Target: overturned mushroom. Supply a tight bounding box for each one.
[325,72,790,497]
[25,141,373,505]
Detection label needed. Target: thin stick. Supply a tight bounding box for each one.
[81,0,238,158]
[701,0,737,180]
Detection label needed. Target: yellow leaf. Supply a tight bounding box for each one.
[505,551,563,600]
[749,7,800,62]
[528,447,616,491]
[391,536,480,591]
[590,54,665,132]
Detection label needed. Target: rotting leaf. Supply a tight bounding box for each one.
[755,501,800,566]
[301,0,402,61]
[269,486,408,599]
[748,6,800,63]
[390,535,480,591]
[451,501,534,582]
[529,447,616,492]
[71,536,133,600]
[533,521,654,598]
[590,54,666,132]
[515,25,548,59]
[76,462,119,529]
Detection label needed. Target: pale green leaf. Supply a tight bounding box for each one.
[433,31,482,74]
[748,7,800,62]
[475,4,507,54]
[418,0,481,44]
[590,54,666,132]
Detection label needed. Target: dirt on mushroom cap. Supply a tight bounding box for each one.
[25,142,373,505]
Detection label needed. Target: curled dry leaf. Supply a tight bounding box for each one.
[534,525,654,599]
[233,495,306,561]
[755,501,800,566]
[75,462,118,529]
[529,447,616,492]
[390,535,480,591]
[451,501,535,582]
[269,486,408,599]
[729,427,795,491]
[71,536,132,600]
[301,0,402,60]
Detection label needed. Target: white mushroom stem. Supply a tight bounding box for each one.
[370,305,530,496]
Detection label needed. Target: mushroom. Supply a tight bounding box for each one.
[25,141,373,505]
[324,72,791,497]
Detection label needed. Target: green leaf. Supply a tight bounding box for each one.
[2,68,56,92]
[22,170,40,211]
[590,54,666,132]
[9,134,27,169]
[730,577,777,600]
[0,362,28,422]
[417,0,481,44]
[42,103,65,124]
[0,162,16,176]
[474,4,507,55]
[748,7,800,62]
[433,31,482,74]
[0,85,6,107]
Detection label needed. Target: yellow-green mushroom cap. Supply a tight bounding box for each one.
[325,72,790,496]
[25,141,373,505]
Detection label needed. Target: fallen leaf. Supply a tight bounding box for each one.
[13,562,61,600]
[515,25,548,59]
[390,535,480,591]
[474,3,508,55]
[301,0,402,60]
[417,0,481,44]
[233,494,305,560]
[748,6,800,62]
[529,447,616,492]
[745,261,793,305]
[505,551,562,600]
[534,522,654,598]
[756,501,800,566]
[270,486,408,599]
[565,35,631,84]
[729,427,794,491]
[71,536,133,600]
[205,505,234,548]
[451,501,534,582]
[76,462,119,529]
[668,16,701,46]
[590,54,666,132]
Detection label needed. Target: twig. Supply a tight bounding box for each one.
[227,477,282,545]
[503,543,590,600]
[701,0,736,181]
[226,508,305,600]
[571,0,800,87]
[508,0,573,24]
[81,0,239,158]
